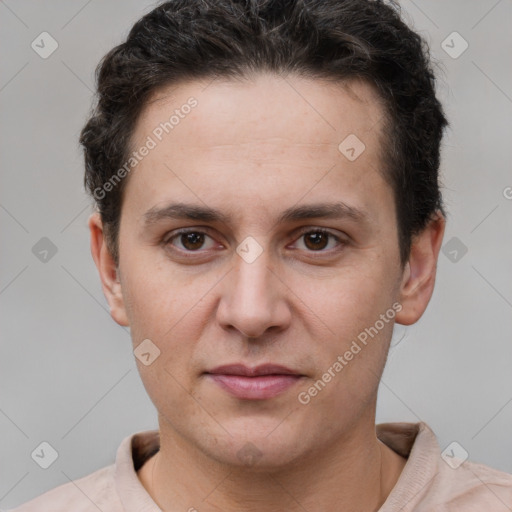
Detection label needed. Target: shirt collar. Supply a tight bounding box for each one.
[114,422,438,512]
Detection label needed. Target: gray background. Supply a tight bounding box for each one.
[1,0,511,508]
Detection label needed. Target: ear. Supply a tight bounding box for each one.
[395,212,445,326]
[88,212,129,327]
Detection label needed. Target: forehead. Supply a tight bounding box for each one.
[134,73,385,153]
[124,73,390,224]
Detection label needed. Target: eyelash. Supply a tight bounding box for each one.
[163,227,347,258]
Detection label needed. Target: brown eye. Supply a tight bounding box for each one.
[303,231,329,251]
[165,230,217,252]
[180,232,205,250]
[292,228,345,253]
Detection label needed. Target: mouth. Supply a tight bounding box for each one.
[204,363,304,400]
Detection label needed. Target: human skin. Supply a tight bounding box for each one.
[89,73,445,511]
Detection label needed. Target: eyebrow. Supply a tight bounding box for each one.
[142,201,369,227]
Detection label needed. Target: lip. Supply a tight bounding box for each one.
[205,363,303,400]
[207,363,301,377]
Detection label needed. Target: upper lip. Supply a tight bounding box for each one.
[206,363,301,377]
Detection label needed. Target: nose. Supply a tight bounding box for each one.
[216,245,291,339]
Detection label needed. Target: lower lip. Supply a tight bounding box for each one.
[206,374,302,400]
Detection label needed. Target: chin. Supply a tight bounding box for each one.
[199,426,307,471]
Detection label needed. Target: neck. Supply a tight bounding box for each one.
[138,414,406,512]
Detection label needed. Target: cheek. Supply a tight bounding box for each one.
[312,263,397,336]
[120,250,194,338]
[296,262,398,398]
[120,255,213,377]
[124,271,204,416]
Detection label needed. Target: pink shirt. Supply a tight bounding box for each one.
[9,422,512,511]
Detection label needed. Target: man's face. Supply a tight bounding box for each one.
[109,74,407,467]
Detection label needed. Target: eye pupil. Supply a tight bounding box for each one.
[182,232,204,250]
[304,232,328,250]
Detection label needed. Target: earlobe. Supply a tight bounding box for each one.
[88,212,130,327]
[395,213,445,326]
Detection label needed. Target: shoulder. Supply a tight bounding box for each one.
[433,458,512,510]
[8,463,122,512]
[378,422,512,510]
[7,430,158,512]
